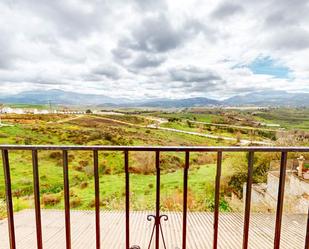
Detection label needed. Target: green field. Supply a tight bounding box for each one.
[251,108,309,130]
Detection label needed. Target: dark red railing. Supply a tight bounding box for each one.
[1,145,309,249]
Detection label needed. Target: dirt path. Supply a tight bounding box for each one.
[55,114,273,146]
[48,115,85,124]
[153,126,272,145]
[188,120,282,132]
[142,116,273,145]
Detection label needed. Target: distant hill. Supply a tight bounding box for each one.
[223,90,309,106]
[139,97,220,108]
[0,89,130,105]
[0,89,308,107]
[0,90,220,107]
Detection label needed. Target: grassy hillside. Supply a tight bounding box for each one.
[0,109,308,218]
[0,114,234,217]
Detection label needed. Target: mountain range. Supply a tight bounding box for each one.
[0,89,308,107]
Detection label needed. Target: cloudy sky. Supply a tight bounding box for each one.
[0,0,309,100]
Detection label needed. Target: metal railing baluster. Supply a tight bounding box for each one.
[32,150,43,249]
[2,149,16,249]
[63,150,71,249]
[213,151,222,249]
[242,151,254,249]
[93,150,100,249]
[305,207,309,249]
[274,151,288,249]
[125,150,130,249]
[155,151,160,249]
[182,151,189,249]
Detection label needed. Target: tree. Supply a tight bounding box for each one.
[86,109,92,114]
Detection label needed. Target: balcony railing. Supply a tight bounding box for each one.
[1,145,309,249]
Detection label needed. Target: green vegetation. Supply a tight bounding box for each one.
[0,108,308,218]
[6,104,47,109]
[252,108,309,130]
[150,111,215,123]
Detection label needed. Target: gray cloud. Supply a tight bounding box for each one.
[133,0,167,11]
[0,39,13,69]
[264,11,298,27]
[115,14,215,55]
[211,2,243,19]
[130,54,166,69]
[92,65,120,80]
[167,66,227,94]
[0,29,18,69]
[268,28,309,50]
[0,0,309,99]
[169,66,223,83]
[124,14,185,53]
[112,48,132,60]
[12,0,108,39]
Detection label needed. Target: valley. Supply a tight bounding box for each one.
[0,107,308,218]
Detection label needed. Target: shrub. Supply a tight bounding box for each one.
[227,152,273,197]
[71,174,85,186]
[205,198,231,212]
[80,181,88,189]
[40,175,47,180]
[89,131,103,141]
[0,200,6,219]
[70,196,81,208]
[160,154,183,171]
[42,194,61,206]
[73,165,83,172]
[192,153,217,165]
[99,162,112,174]
[88,197,112,208]
[0,133,8,138]
[18,178,32,185]
[84,165,94,176]
[68,154,75,162]
[49,151,62,159]
[12,189,23,198]
[130,152,155,174]
[104,132,113,141]
[186,120,193,128]
[79,160,89,167]
[24,137,32,145]
[162,189,195,211]
[44,184,63,194]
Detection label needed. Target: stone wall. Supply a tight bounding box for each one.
[245,171,309,214]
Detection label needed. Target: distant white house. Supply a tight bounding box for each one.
[33,109,50,114]
[0,107,52,114]
[0,107,86,115]
[1,107,25,114]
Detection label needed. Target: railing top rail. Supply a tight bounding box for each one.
[0,145,309,152]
